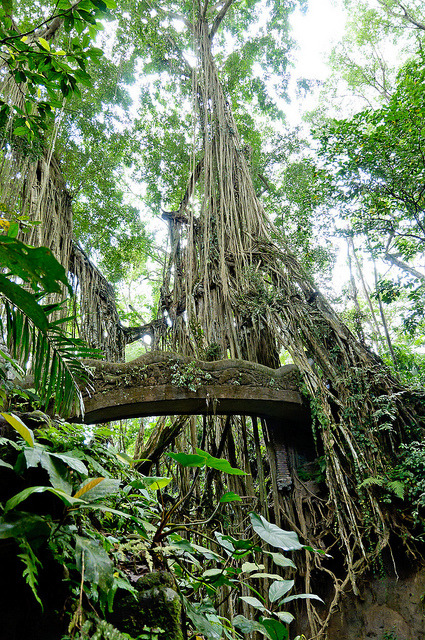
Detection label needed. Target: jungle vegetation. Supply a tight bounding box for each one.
[1,0,425,639]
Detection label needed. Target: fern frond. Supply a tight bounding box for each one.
[4,301,101,417]
[17,538,43,609]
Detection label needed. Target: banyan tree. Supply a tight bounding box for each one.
[141,2,425,636]
[1,0,425,637]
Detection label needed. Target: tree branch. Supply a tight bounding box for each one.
[209,0,235,38]
[384,252,425,280]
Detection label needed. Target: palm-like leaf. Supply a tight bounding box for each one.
[3,300,101,417]
[0,236,102,416]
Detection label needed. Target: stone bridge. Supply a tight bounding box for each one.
[78,352,313,488]
[80,351,310,429]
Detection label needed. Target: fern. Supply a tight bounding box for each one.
[17,537,43,609]
[4,300,101,417]
[387,480,405,499]
[358,475,385,490]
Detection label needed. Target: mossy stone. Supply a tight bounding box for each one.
[109,571,183,640]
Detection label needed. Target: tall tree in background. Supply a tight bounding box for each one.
[133,1,425,635]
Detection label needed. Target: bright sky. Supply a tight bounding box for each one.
[286,0,346,125]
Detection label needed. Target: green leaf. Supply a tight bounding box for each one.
[250,513,303,551]
[4,485,86,512]
[202,568,223,579]
[0,236,71,295]
[269,579,294,603]
[144,476,172,491]
[50,452,88,476]
[24,447,72,493]
[38,37,50,51]
[0,512,50,541]
[220,491,242,502]
[266,551,296,569]
[241,561,264,573]
[0,275,48,331]
[75,535,114,592]
[183,599,222,640]
[239,596,267,612]
[0,412,34,446]
[233,615,267,634]
[13,126,29,136]
[281,593,324,604]
[7,221,19,238]
[275,611,294,624]
[168,451,207,467]
[130,476,173,491]
[74,477,120,501]
[195,448,247,475]
[259,618,288,640]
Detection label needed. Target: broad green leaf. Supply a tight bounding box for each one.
[250,513,303,551]
[266,552,296,570]
[183,599,222,640]
[259,618,288,640]
[202,568,223,579]
[1,413,34,446]
[241,562,264,573]
[0,512,50,540]
[24,447,72,493]
[50,452,88,476]
[0,236,71,295]
[7,221,19,238]
[191,543,223,561]
[0,275,48,331]
[276,612,294,624]
[75,535,114,593]
[115,451,132,465]
[250,573,284,580]
[168,451,207,467]
[214,531,235,554]
[220,491,242,502]
[13,126,29,136]
[4,485,86,512]
[239,596,268,612]
[74,477,105,498]
[195,448,246,475]
[233,615,267,634]
[74,477,120,500]
[281,593,324,604]
[269,579,294,603]
[143,476,172,491]
[38,37,50,51]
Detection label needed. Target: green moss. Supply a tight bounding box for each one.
[109,572,183,640]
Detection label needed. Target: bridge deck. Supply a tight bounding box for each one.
[79,352,310,426]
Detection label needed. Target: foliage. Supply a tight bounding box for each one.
[0,222,101,415]
[316,54,425,280]
[170,362,213,392]
[0,0,115,145]
[0,415,322,640]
